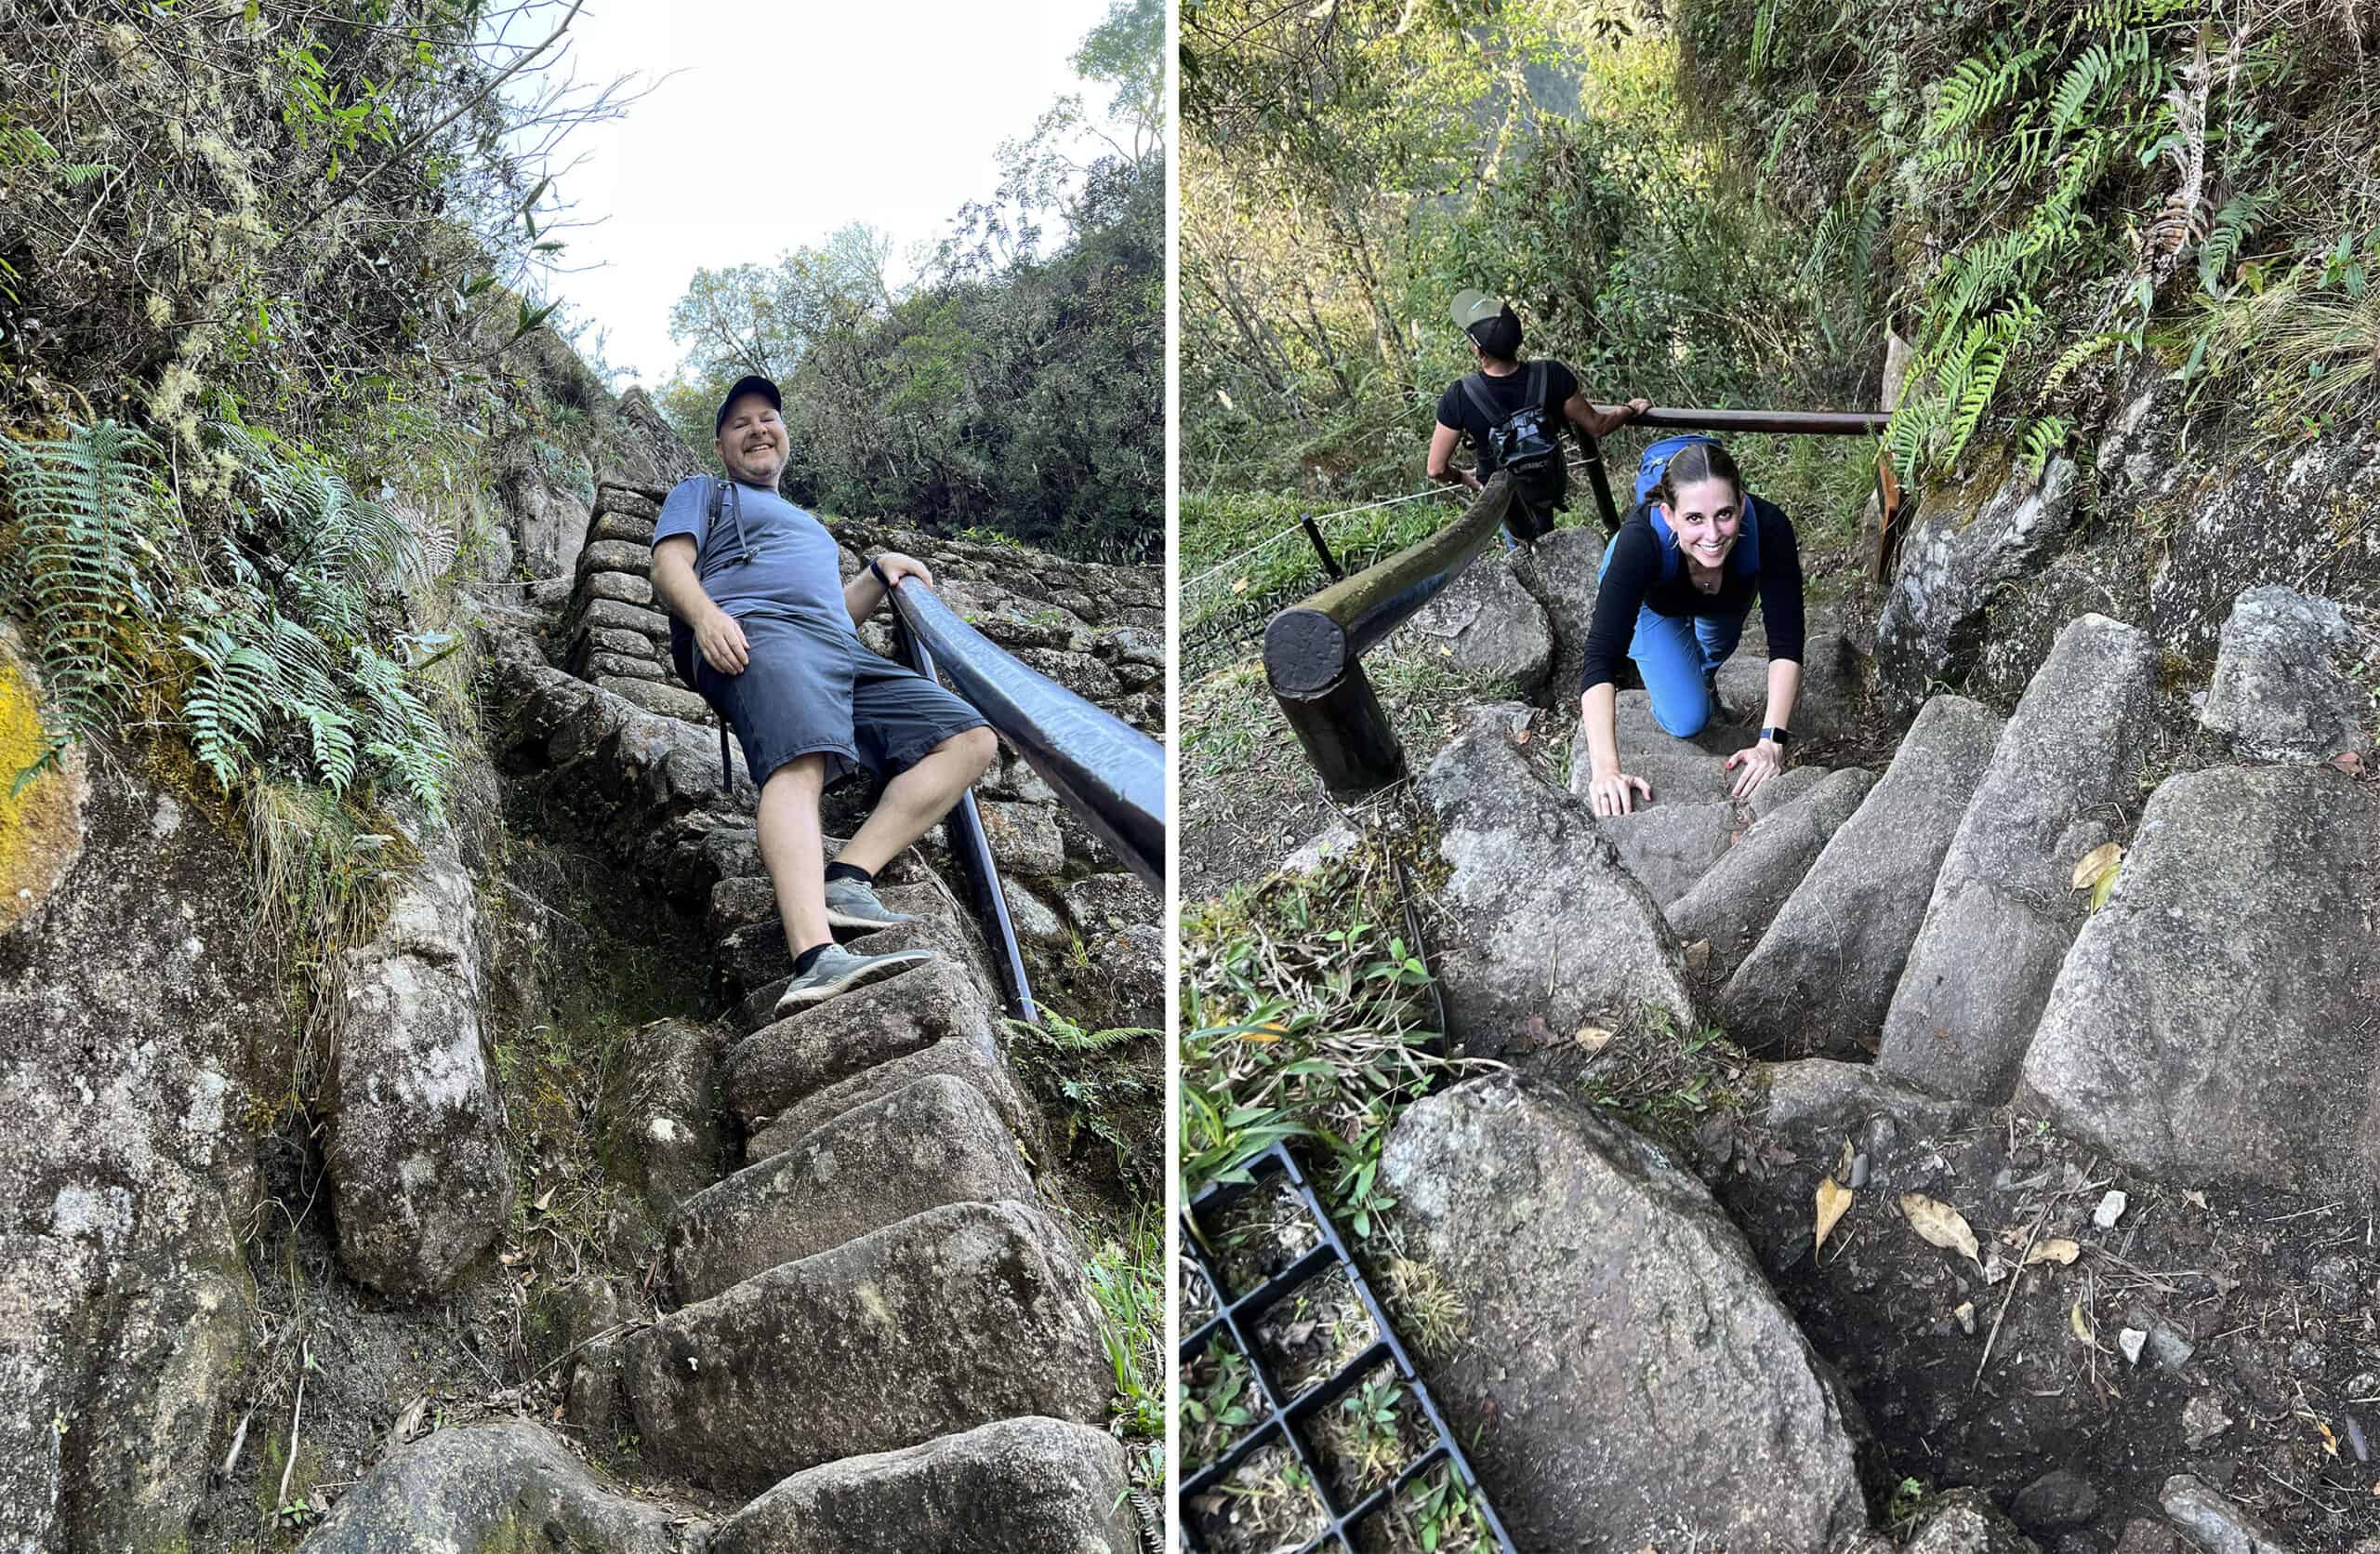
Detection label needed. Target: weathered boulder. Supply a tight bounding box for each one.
[977,796,1067,878]
[602,1017,727,1219]
[2156,1472,2293,1554]
[300,1420,694,1552]
[2020,765,2380,1201]
[1060,870,1158,936]
[1379,1075,1871,1550]
[1595,769,1823,909]
[1759,1056,1985,1138]
[0,623,88,936]
[1668,767,1877,979]
[1877,615,2157,1099]
[707,1417,1138,1554]
[666,1073,1030,1303]
[1876,457,2082,711]
[327,818,511,1298]
[1903,1489,2046,1553]
[1388,551,1554,692]
[0,777,272,1554]
[628,1200,1107,1492]
[2200,585,2374,762]
[1000,878,1069,947]
[747,1032,1034,1162]
[1420,705,1696,1052]
[1719,696,2005,1055]
[1524,523,1606,692]
[724,957,995,1129]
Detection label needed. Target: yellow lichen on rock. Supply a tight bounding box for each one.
[0,628,89,936]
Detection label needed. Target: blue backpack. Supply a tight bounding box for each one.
[1633,434,1762,585]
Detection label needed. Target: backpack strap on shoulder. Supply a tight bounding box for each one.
[1457,372,1501,428]
[1527,361,1547,418]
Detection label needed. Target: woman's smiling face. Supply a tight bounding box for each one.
[1662,474,1742,568]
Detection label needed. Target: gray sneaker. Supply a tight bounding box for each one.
[824,876,920,931]
[773,942,936,1016]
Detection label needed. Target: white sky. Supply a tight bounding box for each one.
[535,0,1126,385]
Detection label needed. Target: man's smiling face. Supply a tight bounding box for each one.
[716,392,788,485]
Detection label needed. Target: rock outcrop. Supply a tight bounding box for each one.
[302,1421,694,1552]
[1387,551,1554,692]
[1876,614,2158,1099]
[2020,764,2380,1201]
[325,816,511,1297]
[1379,1075,1871,1551]
[1421,705,1696,1050]
[2200,584,2375,762]
[1719,695,2005,1055]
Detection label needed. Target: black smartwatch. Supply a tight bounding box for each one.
[1760,726,1791,748]
[868,557,892,590]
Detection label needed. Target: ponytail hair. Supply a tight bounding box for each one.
[1653,439,1744,514]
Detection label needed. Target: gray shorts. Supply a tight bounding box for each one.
[681,611,987,788]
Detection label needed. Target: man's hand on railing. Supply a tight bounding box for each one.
[874,553,934,589]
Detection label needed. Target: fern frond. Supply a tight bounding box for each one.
[2196,191,2270,295]
[181,627,279,790]
[1927,40,2051,141]
[2018,416,2073,476]
[0,421,166,757]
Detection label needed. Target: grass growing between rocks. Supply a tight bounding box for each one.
[1085,1205,1166,1478]
[1574,1004,1754,1156]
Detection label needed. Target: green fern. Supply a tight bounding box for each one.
[2196,191,2271,296]
[1927,40,2052,142]
[181,626,278,790]
[0,421,166,771]
[2017,416,2073,476]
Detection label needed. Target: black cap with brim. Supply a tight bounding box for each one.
[715,374,782,434]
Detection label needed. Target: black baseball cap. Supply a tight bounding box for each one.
[1452,288,1523,356]
[714,374,782,434]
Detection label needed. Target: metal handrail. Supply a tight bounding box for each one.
[888,579,1166,890]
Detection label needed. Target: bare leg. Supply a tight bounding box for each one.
[757,753,831,960]
[837,726,998,875]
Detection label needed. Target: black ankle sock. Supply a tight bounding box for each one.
[793,943,829,976]
[825,861,874,886]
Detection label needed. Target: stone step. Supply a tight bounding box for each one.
[1876,614,2157,1100]
[1597,764,1829,908]
[576,538,654,582]
[730,910,995,1038]
[584,569,655,609]
[1716,694,2005,1056]
[1567,690,1750,808]
[713,884,959,999]
[626,1200,1108,1493]
[299,1421,692,1551]
[707,1417,1136,1553]
[599,676,713,725]
[2020,764,2380,1202]
[666,1073,1031,1304]
[747,1031,1035,1165]
[1667,766,1877,981]
[725,957,999,1132]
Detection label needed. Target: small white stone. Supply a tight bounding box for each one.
[2094,1189,2128,1229]
[2119,1327,2148,1365]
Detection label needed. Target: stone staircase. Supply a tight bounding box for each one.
[1416,582,2380,1203]
[303,502,1144,1547]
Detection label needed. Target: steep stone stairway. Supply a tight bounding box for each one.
[302,483,1146,1548]
[1359,569,2380,1547]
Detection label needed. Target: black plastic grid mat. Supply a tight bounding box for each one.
[1177,1144,1516,1554]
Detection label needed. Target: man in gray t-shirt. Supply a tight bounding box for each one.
[650,375,997,1016]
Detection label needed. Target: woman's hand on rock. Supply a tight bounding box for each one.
[1588,768,1652,817]
[1726,740,1784,800]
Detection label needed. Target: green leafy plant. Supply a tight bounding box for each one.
[0,419,170,780]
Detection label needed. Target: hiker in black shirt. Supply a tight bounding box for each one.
[1426,289,1648,544]
[1577,437,1805,816]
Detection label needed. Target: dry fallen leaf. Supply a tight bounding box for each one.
[533,1187,555,1214]
[2319,1419,2340,1458]
[2070,1299,2098,1348]
[2181,1189,2209,1210]
[1229,577,1250,595]
[1900,1192,1983,1268]
[1575,1025,1613,1053]
[1815,1177,1854,1257]
[1833,1138,1855,1180]
[2025,1238,2082,1267]
[2333,750,2366,777]
[1514,728,1530,744]
[2070,842,2122,892]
